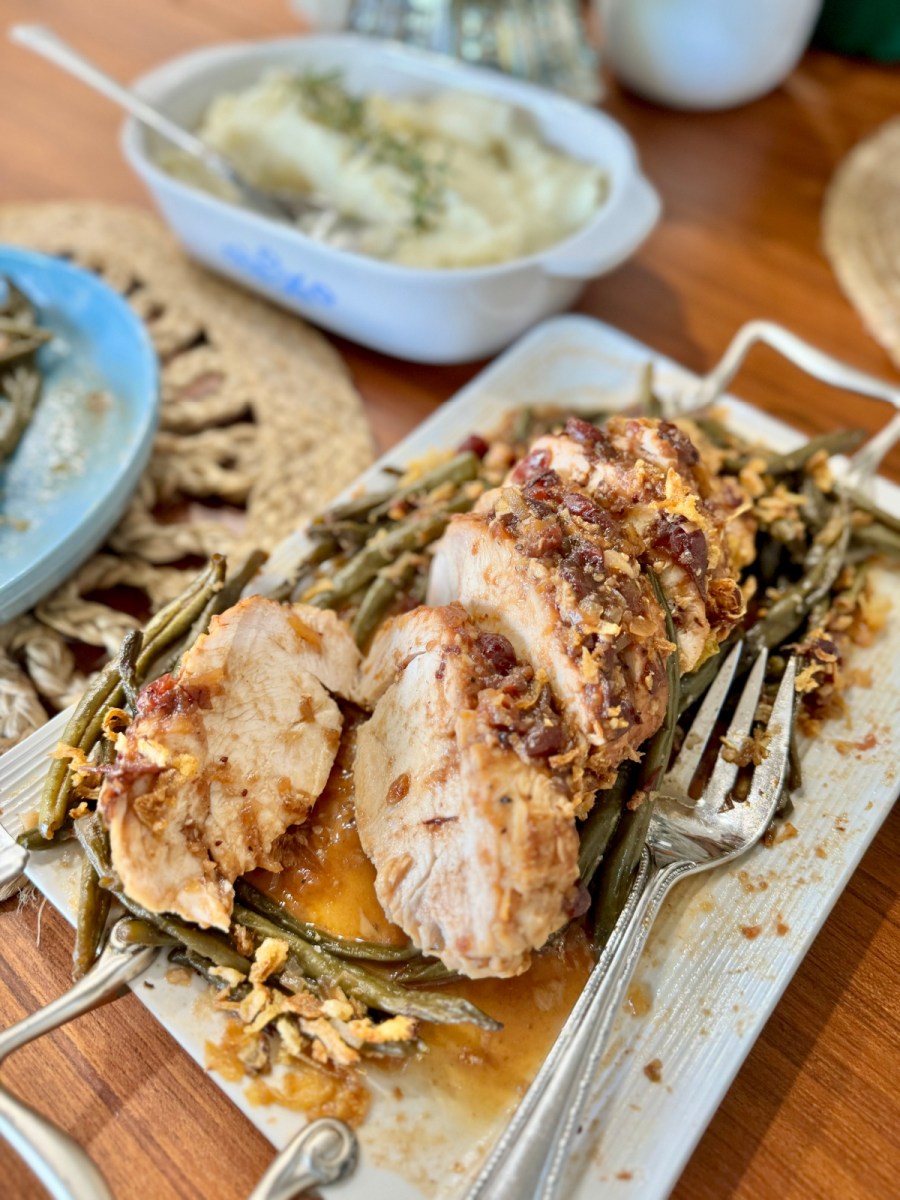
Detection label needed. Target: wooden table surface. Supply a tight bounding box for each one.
[1,3,898,1198]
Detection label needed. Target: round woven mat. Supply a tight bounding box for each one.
[823,117,900,369]
[0,201,374,752]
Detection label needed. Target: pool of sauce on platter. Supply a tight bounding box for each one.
[252,726,593,1123]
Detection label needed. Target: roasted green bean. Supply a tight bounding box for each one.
[351,555,418,648]
[577,769,628,886]
[72,857,111,979]
[310,502,467,610]
[365,451,480,522]
[116,630,143,714]
[746,510,850,656]
[233,906,500,1029]
[233,881,419,962]
[391,959,460,986]
[766,429,865,475]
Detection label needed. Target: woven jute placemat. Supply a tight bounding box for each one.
[0,201,374,752]
[823,116,900,369]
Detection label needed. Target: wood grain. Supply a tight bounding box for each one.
[0,2,898,1197]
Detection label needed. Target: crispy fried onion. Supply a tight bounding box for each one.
[210,935,419,1074]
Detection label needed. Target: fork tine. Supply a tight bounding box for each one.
[664,641,743,795]
[700,648,769,811]
[741,657,797,821]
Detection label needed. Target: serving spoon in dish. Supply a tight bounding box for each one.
[8,24,367,247]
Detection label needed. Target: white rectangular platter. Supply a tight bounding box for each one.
[1,314,898,1200]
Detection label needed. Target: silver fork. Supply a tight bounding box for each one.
[468,646,796,1200]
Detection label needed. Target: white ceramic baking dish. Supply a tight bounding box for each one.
[121,34,660,364]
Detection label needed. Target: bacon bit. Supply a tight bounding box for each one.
[775,915,789,936]
[457,433,489,459]
[643,1058,663,1083]
[740,925,762,940]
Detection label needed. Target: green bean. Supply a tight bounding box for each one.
[745,511,850,656]
[233,906,500,1029]
[851,521,900,558]
[590,574,680,951]
[635,362,662,418]
[233,881,420,962]
[115,919,179,947]
[116,630,143,714]
[512,406,535,444]
[590,802,653,953]
[325,487,397,524]
[366,451,480,522]
[310,502,466,610]
[72,857,111,979]
[17,825,72,851]
[577,770,628,886]
[695,416,736,450]
[642,573,681,791]
[351,556,418,648]
[766,429,865,475]
[74,812,251,975]
[391,959,460,986]
[848,490,900,536]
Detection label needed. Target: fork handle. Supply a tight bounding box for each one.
[470,858,695,1200]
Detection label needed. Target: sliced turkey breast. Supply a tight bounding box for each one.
[99,596,354,930]
[354,604,581,979]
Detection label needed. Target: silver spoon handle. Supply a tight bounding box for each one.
[466,849,657,1200]
[0,934,158,1200]
[9,25,216,165]
[247,1118,358,1200]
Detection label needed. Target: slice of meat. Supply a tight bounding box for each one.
[428,511,670,798]
[501,417,748,673]
[99,596,344,930]
[287,603,365,706]
[354,604,581,979]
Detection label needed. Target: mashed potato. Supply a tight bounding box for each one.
[165,69,607,269]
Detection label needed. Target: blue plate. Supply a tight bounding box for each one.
[0,248,158,624]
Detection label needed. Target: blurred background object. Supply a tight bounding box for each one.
[813,0,900,62]
[595,0,823,110]
[290,0,601,102]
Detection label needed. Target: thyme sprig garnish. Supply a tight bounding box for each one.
[291,69,447,231]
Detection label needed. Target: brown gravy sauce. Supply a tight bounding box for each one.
[251,728,593,1123]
